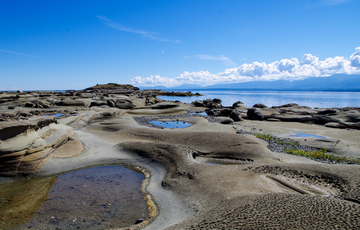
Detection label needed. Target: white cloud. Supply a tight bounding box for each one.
[185,54,236,66]
[97,16,180,43]
[131,75,181,87]
[350,47,360,67]
[130,47,360,87]
[303,0,352,9]
[277,58,299,72]
[320,0,352,6]
[0,49,40,57]
[301,53,319,65]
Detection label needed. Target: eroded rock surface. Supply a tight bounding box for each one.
[1,86,360,229]
[0,117,82,176]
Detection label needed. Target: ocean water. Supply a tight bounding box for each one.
[158,90,360,108]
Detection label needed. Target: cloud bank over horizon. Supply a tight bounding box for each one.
[130,47,360,87]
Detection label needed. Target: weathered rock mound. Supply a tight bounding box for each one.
[0,117,82,177]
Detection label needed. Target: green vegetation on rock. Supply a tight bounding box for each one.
[285,148,360,165]
[253,133,299,146]
[253,133,360,164]
[86,83,137,90]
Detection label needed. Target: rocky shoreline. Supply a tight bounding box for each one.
[1,84,360,229]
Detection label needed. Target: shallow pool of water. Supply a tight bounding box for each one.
[44,113,65,117]
[195,157,254,165]
[291,132,326,139]
[188,111,207,116]
[149,120,192,129]
[0,166,149,229]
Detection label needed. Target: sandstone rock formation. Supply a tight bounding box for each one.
[0,117,82,177]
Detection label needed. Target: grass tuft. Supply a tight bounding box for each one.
[253,133,299,146]
[253,133,360,165]
[285,148,360,164]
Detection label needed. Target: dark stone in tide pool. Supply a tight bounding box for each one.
[135,218,144,224]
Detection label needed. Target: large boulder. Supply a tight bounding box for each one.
[230,110,244,121]
[253,103,267,109]
[204,98,222,108]
[205,109,217,116]
[221,108,233,116]
[247,108,264,121]
[232,101,248,110]
[192,100,205,107]
[192,98,223,109]
[220,118,234,125]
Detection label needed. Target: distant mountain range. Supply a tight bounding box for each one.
[141,74,360,91]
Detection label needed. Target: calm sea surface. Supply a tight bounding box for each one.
[158,90,360,108]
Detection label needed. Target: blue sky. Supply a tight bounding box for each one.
[1,0,359,90]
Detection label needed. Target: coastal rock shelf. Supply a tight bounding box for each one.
[1,84,360,229]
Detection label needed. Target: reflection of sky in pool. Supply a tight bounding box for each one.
[149,120,192,129]
[195,157,253,165]
[1,166,148,229]
[44,113,65,117]
[188,111,207,116]
[291,132,326,139]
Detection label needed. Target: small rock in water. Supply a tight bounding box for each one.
[135,218,144,224]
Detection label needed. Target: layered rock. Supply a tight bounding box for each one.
[0,117,82,177]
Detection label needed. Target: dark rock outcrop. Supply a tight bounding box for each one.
[220,118,234,125]
[115,99,136,109]
[90,101,108,107]
[230,110,244,121]
[192,98,222,108]
[253,103,267,109]
[247,108,264,121]
[24,100,50,109]
[56,100,86,107]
